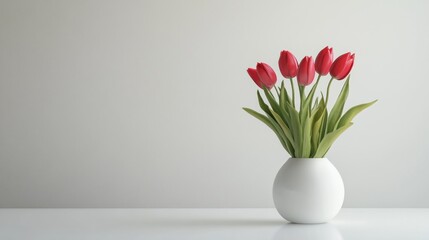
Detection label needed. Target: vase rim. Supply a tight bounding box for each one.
[288,157,328,160]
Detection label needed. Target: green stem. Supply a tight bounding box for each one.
[289,78,295,108]
[299,85,305,113]
[267,87,275,98]
[274,86,280,98]
[325,77,334,105]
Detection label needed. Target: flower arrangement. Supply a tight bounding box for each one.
[244,47,376,158]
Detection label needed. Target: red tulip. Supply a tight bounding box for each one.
[330,52,355,80]
[315,46,333,76]
[256,62,277,89]
[278,50,298,78]
[247,68,263,88]
[297,56,315,86]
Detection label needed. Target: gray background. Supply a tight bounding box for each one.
[0,0,428,208]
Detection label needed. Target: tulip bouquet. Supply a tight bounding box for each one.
[244,47,376,158]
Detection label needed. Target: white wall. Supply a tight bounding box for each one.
[0,0,428,207]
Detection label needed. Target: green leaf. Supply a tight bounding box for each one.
[280,81,291,102]
[266,114,293,155]
[269,108,296,150]
[263,87,281,115]
[278,105,291,128]
[301,117,312,158]
[257,90,274,119]
[311,99,326,156]
[280,81,287,109]
[285,102,302,157]
[312,97,319,111]
[274,86,280,99]
[314,122,353,158]
[243,108,290,153]
[243,108,273,130]
[327,76,350,133]
[302,77,320,115]
[311,111,325,156]
[337,100,377,128]
[312,97,326,122]
[319,93,328,141]
[298,86,308,121]
[278,81,292,127]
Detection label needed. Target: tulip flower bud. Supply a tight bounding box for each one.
[256,62,277,89]
[297,56,315,86]
[330,52,355,80]
[247,68,264,89]
[315,46,333,76]
[278,50,299,78]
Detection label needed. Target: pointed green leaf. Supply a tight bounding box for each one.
[303,77,321,116]
[278,81,292,127]
[266,114,293,155]
[243,107,290,153]
[257,90,274,119]
[319,93,328,141]
[337,100,377,128]
[310,99,326,156]
[280,81,287,109]
[314,122,353,158]
[312,97,319,111]
[274,86,280,98]
[285,102,302,157]
[243,108,273,131]
[269,108,295,150]
[311,110,325,156]
[263,87,281,115]
[298,86,308,121]
[279,80,292,109]
[327,77,350,133]
[278,104,291,128]
[301,117,312,158]
[312,97,325,123]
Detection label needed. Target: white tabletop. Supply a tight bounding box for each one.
[0,208,428,240]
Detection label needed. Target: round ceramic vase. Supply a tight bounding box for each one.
[273,158,344,224]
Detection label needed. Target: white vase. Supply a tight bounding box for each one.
[273,158,344,224]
